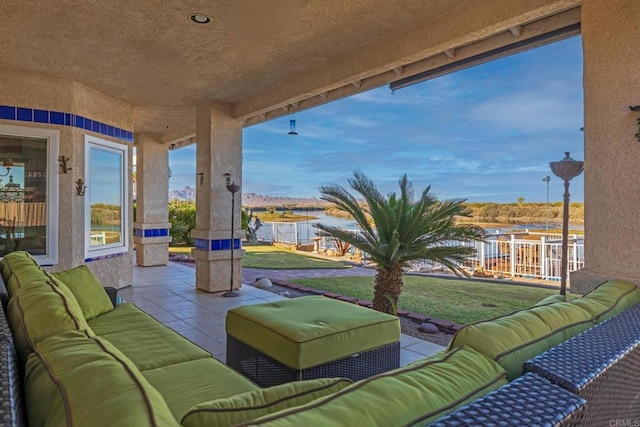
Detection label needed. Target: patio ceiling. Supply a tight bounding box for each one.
[1,0,579,142]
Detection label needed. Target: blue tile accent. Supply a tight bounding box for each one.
[16,107,33,122]
[34,109,48,123]
[0,103,133,143]
[85,252,127,263]
[50,111,65,125]
[0,105,16,120]
[195,239,209,250]
[192,238,242,251]
[134,228,143,237]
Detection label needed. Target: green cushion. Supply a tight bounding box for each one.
[240,346,507,426]
[181,378,352,427]
[534,294,566,306]
[52,265,113,320]
[25,330,179,427]
[571,279,640,323]
[143,358,259,421]
[226,296,400,370]
[89,303,210,371]
[2,251,43,295]
[447,302,594,380]
[7,276,93,364]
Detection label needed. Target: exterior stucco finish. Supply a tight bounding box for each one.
[0,71,134,288]
[572,0,640,293]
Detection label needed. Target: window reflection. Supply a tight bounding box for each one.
[89,147,122,247]
[0,135,47,256]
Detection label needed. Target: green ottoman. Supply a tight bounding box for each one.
[226,296,401,387]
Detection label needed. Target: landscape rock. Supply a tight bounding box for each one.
[176,254,189,262]
[254,277,273,289]
[418,323,439,334]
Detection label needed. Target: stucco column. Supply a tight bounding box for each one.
[571,0,640,293]
[191,101,245,293]
[133,132,172,266]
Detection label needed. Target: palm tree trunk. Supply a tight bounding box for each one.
[372,263,403,315]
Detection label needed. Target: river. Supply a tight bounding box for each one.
[292,210,584,234]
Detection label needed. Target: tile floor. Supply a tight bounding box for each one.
[121,261,444,367]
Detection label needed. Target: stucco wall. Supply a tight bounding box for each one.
[0,68,134,288]
[573,0,640,291]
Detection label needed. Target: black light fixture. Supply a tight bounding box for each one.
[288,117,298,135]
[550,152,584,296]
[0,159,14,177]
[223,173,241,298]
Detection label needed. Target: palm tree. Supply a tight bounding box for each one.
[315,171,485,315]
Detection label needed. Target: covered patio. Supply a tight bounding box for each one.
[3,0,637,297]
[126,257,444,366]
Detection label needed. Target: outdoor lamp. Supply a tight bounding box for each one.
[288,117,298,135]
[550,152,584,296]
[223,173,241,298]
[0,159,14,177]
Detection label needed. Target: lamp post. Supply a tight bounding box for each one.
[542,176,550,235]
[223,173,241,298]
[550,152,584,296]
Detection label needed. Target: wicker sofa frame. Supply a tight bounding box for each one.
[2,270,640,426]
[0,277,118,427]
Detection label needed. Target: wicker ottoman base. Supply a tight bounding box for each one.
[227,335,400,387]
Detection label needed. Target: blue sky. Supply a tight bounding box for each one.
[169,36,584,203]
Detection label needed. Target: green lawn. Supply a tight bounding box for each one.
[242,246,350,269]
[288,276,568,324]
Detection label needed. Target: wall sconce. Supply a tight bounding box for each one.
[58,156,72,174]
[197,172,204,186]
[0,159,14,177]
[75,178,87,196]
[630,105,640,142]
[168,167,172,179]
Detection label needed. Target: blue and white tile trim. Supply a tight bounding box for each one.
[0,104,133,143]
[85,251,128,263]
[134,228,170,238]
[194,238,241,251]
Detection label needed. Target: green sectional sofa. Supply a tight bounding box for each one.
[1,250,639,426]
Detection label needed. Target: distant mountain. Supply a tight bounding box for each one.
[169,186,196,201]
[168,186,330,209]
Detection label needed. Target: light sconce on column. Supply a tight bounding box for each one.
[75,179,87,196]
[197,172,204,186]
[168,167,172,179]
[0,159,14,177]
[630,105,640,142]
[58,156,72,174]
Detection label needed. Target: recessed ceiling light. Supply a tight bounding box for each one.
[190,13,211,24]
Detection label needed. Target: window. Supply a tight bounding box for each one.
[0,124,59,265]
[84,135,128,259]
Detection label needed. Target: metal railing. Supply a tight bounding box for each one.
[254,222,584,282]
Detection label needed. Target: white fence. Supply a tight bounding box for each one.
[255,222,584,282]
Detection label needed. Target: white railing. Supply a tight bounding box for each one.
[255,222,585,282]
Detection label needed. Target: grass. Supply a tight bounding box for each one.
[288,275,569,324]
[242,245,350,269]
